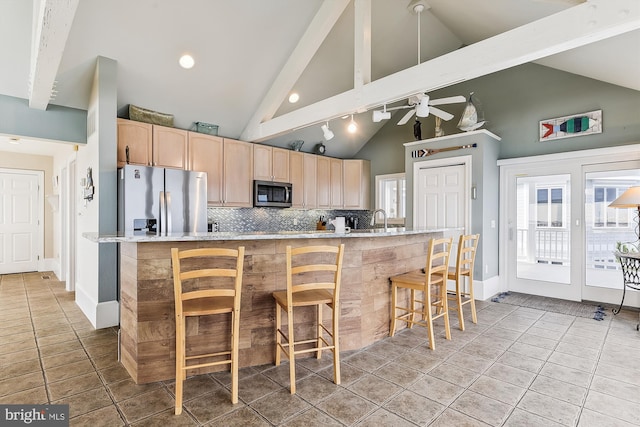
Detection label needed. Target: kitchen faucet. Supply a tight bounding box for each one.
[370,209,388,231]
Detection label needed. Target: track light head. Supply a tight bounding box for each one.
[321,123,334,140]
[372,110,391,123]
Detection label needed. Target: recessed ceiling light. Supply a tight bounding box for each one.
[288,93,299,103]
[179,54,195,69]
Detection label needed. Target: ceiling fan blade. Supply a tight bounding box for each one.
[428,95,467,106]
[397,109,415,125]
[429,106,454,121]
[386,105,414,112]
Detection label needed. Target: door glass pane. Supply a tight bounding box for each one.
[517,174,571,284]
[585,170,640,289]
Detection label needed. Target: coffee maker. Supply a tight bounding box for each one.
[346,217,359,230]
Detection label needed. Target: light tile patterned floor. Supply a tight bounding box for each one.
[1,272,640,426]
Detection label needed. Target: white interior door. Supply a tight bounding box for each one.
[415,162,466,234]
[0,169,42,274]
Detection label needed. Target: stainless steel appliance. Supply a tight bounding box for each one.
[253,180,292,208]
[118,165,208,235]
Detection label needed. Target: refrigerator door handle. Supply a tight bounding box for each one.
[159,191,166,235]
[166,192,172,234]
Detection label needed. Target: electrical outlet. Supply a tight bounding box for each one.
[485,264,489,274]
[293,218,298,226]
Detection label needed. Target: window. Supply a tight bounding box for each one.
[593,186,629,228]
[375,173,406,225]
[536,186,565,227]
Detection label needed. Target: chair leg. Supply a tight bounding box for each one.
[390,283,398,337]
[468,275,477,324]
[332,302,341,385]
[425,288,435,350]
[409,289,416,329]
[442,284,451,341]
[175,316,184,415]
[275,303,282,366]
[456,277,465,331]
[287,306,296,394]
[231,311,239,404]
[316,303,323,359]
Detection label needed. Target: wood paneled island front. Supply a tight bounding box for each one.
[86,229,446,384]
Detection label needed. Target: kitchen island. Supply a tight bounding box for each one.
[85,228,451,384]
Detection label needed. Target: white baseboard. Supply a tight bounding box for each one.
[475,275,502,301]
[39,258,60,278]
[75,285,120,329]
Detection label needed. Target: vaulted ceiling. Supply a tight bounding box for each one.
[0,0,638,158]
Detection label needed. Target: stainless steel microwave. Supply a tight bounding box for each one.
[253,180,292,208]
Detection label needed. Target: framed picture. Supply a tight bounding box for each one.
[539,110,602,141]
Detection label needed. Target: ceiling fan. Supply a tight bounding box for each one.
[371,1,465,126]
[393,93,467,125]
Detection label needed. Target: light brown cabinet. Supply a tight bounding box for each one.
[303,154,318,209]
[152,126,187,169]
[289,152,318,209]
[187,134,252,207]
[187,133,223,205]
[330,158,343,208]
[253,145,289,182]
[222,138,254,207]
[117,119,152,167]
[343,159,371,210]
[316,156,331,209]
[117,119,187,169]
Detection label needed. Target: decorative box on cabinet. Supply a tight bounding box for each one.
[253,145,289,182]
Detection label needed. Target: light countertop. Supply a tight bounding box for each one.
[83,227,458,243]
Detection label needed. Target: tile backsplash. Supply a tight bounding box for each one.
[206,208,376,233]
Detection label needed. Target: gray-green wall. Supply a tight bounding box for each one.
[356,62,640,181]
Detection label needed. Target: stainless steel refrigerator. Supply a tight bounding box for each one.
[118,165,208,235]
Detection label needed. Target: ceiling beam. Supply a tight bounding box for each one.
[239,0,349,141]
[243,0,640,142]
[28,0,80,110]
[354,0,372,109]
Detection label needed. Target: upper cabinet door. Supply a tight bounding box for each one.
[223,138,253,207]
[117,119,152,167]
[343,159,371,210]
[254,145,290,182]
[253,145,273,181]
[272,147,290,182]
[330,158,343,208]
[187,132,223,205]
[153,125,188,169]
[303,154,317,209]
[316,156,331,209]
[289,151,304,208]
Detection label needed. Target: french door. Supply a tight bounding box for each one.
[500,146,640,304]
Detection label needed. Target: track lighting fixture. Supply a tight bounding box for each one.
[372,105,391,123]
[321,121,334,140]
[347,115,357,133]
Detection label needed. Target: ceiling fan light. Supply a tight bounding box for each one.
[321,123,334,140]
[416,98,430,117]
[372,110,391,122]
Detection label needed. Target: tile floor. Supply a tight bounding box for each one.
[1,272,640,426]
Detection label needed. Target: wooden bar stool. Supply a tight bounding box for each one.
[389,237,453,350]
[447,234,480,331]
[171,246,245,415]
[272,244,345,394]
